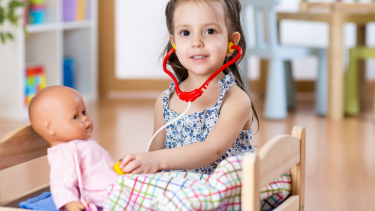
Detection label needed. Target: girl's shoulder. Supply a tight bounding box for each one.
[220,83,253,127]
[222,84,252,109]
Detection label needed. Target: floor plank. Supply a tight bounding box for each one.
[0,97,374,210]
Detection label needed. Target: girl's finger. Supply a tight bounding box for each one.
[130,166,143,174]
[119,154,136,168]
[123,160,141,173]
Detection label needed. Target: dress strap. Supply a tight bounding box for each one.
[214,73,237,109]
[162,81,175,117]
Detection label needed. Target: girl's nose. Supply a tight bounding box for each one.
[191,36,204,49]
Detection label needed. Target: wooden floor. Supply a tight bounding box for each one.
[0,96,374,210]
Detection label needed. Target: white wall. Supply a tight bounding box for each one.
[115,0,375,81]
[115,0,170,79]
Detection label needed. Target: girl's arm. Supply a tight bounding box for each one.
[119,87,252,173]
[148,93,166,151]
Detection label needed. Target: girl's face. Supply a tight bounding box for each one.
[170,1,239,77]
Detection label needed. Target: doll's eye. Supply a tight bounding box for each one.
[205,28,216,35]
[180,30,190,36]
[82,111,86,116]
[73,115,77,119]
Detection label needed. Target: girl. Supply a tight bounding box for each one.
[119,0,259,174]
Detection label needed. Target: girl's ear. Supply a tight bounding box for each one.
[169,35,175,47]
[227,32,241,57]
[45,121,56,136]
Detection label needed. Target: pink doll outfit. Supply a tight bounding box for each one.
[47,139,118,210]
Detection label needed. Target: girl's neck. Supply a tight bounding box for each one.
[183,71,226,91]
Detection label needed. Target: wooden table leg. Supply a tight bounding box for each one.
[356,25,367,111]
[328,13,344,120]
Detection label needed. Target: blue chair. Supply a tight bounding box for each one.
[240,0,327,119]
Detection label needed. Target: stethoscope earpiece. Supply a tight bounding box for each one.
[228,42,234,53]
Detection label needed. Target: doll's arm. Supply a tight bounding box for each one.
[65,201,84,211]
[48,148,81,210]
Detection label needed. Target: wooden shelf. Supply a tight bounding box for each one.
[0,0,98,121]
[27,23,58,33]
[63,20,93,30]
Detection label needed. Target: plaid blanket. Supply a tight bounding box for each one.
[103,156,291,211]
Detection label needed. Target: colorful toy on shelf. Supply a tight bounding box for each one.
[25,65,46,106]
[76,0,87,21]
[63,0,90,22]
[29,0,46,24]
[63,57,76,89]
[63,0,77,22]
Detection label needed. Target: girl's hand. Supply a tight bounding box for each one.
[119,152,160,174]
[65,201,84,211]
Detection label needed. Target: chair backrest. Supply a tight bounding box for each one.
[0,125,49,171]
[242,126,306,211]
[240,0,281,49]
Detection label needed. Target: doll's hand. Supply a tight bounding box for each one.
[65,201,84,211]
[119,152,160,174]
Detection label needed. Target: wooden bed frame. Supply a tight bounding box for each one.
[0,125,305,211]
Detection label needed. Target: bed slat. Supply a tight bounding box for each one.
[258,135,300,188]
[0,125,49,170]
[274,195,299,211]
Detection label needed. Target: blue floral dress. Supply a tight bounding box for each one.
[162,73,254,174]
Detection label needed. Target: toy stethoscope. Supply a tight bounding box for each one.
[113,42,242,175]
[147,42,242,151]
[73,150,98,211]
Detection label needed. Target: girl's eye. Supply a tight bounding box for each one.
[180,30,190,36]
[82,111,86,116]
[205,29,216,34]
[73,115,77,120]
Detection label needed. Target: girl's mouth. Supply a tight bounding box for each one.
[190,55,208,62]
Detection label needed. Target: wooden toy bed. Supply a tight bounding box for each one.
[0,125,305,211]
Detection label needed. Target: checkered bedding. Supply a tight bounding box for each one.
[103,156,291,211]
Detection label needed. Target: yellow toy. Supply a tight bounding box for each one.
[113,162,125,175]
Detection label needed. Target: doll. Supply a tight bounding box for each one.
[29,86,118,211]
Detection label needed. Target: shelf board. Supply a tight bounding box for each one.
[27,23,58,33]
[62,21,93,30]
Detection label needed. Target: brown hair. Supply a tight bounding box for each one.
[162,0,259,131]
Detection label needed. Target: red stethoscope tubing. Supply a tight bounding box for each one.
[146,45,242,152]
[163,45,242,102]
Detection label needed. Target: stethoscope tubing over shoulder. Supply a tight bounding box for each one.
[162,44,242,103]
[145,44,242,152]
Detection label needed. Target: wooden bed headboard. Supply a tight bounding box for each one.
[242,126,306,211]
[0,125,49,171]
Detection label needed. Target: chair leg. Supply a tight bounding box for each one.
[316,50,327,116]
[264,59,287,119]
[344,48,360,115]
[284,60,296,109]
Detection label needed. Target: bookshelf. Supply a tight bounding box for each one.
[0,0,97,121]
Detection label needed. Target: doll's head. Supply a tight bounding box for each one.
[162,0,246,84]
[28,86,94,147]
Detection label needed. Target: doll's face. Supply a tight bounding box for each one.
[29,86,94,146]
[170,1,238,77]
[51,90,94,142]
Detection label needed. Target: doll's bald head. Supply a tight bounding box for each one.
[29,86,94,147]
